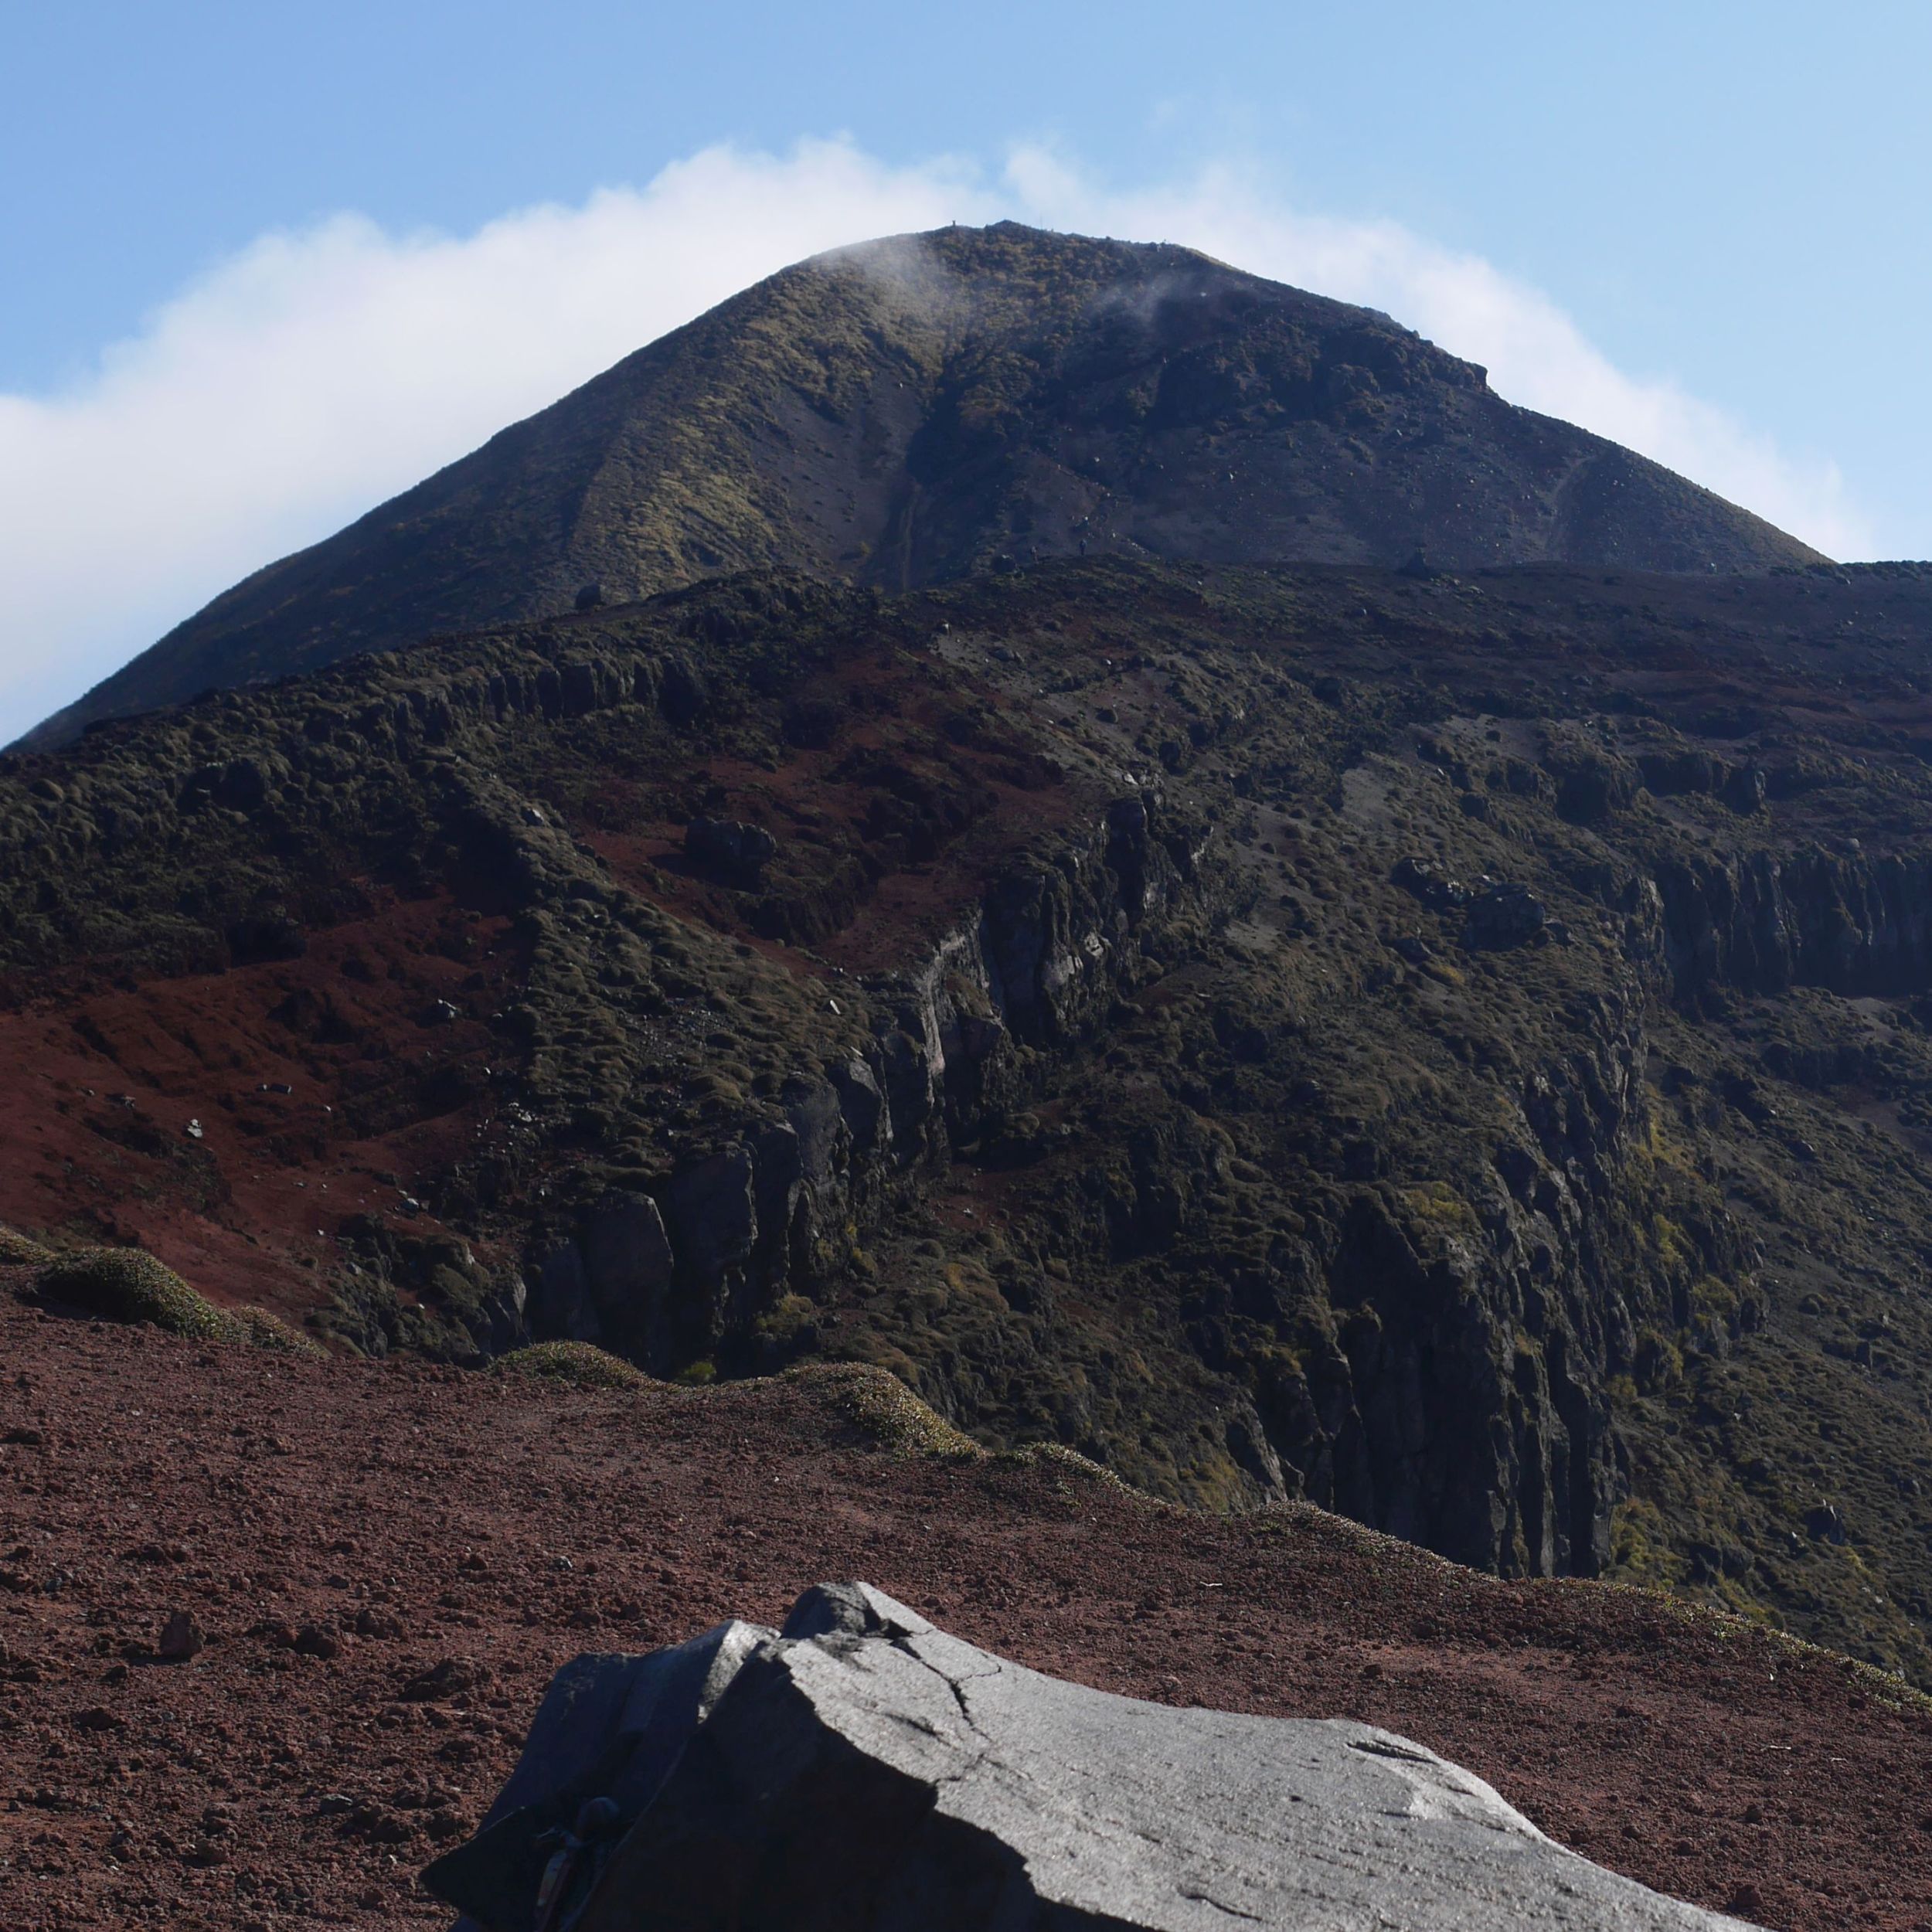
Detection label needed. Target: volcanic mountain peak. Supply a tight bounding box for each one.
[25,220,1819,748]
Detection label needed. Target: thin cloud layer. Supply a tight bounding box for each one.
[0,139,1869,745]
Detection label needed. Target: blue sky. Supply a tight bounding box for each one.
[3,2,1928,739]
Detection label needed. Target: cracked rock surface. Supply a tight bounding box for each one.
[427,1582,1757,1931]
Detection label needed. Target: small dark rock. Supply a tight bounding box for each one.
[157,1611,206,1663]
[343,1801,414,1845]
[1804,1501,1847,1545]
[1391,855,1469,912]
[1722,765,1767,815]
[128,1540,190,1565]
[685,815,777,883]
[1464,879,1551,950]
[400,1656,484,1702]
[292,1622,342,1660]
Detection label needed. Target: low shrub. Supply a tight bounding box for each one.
[494,1341,649,1390]
[223,1305,326,1356]
[0,1224,52,1267]
[787,1362,982,1458]
[33,1247,321,1353]
[39,1247,230,1336]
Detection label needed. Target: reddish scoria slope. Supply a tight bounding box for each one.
[2,1287,1929,1932]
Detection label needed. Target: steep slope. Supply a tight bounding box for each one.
[22,223,1820,748]
[5,559,1932,1689]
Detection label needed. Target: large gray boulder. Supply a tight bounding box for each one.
[423,1582,1759,1932]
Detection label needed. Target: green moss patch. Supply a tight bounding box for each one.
[38,1247,230,1335]
[787,1362,983,1458]
[494,1341,651,1390]
[32,1247,320,1353]
[223,1306,327,1356]
[0,1224,52,1267]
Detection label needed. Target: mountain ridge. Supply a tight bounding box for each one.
[21,221,1821,748]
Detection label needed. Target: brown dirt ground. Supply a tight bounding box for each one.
[2,1288,1930,1932]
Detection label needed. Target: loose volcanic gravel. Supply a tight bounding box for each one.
[3,1291,1931,1931]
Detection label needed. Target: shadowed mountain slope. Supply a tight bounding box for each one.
[23,222,1820,748]
[9,556,1932,1689]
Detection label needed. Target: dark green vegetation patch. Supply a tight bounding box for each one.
[32,1247,316,1353]
[0,1224,52,1267]
[785,1362,984,1458]
[494,1341,651,1389]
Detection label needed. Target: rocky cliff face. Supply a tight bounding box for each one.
[1655,846,1932,998]
[7,558,1932,1680]
[460,619,1758,1589]
[519,784,1203,1376]
[410,641,1699,1587]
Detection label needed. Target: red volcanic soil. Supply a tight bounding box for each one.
[3,1288,1930,1932]
[0,893,522,1317]
[571,640,1098,980]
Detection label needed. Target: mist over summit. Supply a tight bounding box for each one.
[22,221,1817,748]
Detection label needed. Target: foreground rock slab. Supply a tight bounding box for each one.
[426,1582,1758,1932]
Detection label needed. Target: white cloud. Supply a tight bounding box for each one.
[0,138,1871,745]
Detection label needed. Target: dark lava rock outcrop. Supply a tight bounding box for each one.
[425,1581,1756,1932]
[23,221,1818,747]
